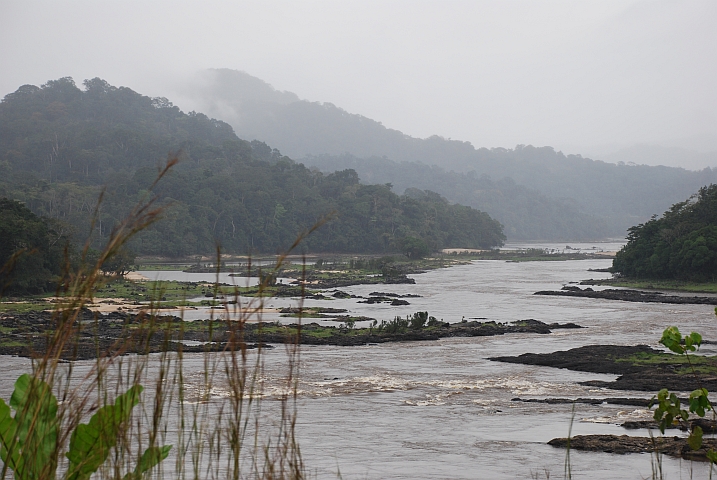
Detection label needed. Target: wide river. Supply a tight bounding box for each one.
[3,244,717,478]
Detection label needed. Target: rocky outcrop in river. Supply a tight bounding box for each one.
[534,286,717,305]
[548,435,717,460]
[0,312,583,360]
[490,344,717,392]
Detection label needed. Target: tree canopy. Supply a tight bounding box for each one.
[0,77,505,257]
[0,199,68,294]
[612,185,717,281]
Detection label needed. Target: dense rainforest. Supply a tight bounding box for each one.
[179,69,717,239]
[612,184,717,281]
[0,199,68,294]
[0,77,505,258]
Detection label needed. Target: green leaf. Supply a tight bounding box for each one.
[122,445,172,480]
[8,374,58,480]
[0,398,22,475]
[707,449,717,463]
[684,332,702,351]
[688,426,704,451]
[688,332,703,349]
[689,388,710,417]
[660,326,685,354]
[66,384,143,480]
[651,387,690,434]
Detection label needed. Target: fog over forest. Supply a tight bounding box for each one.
[1,0,716,242]
[2,1,715,166]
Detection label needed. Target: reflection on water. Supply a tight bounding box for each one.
[4,257,717,478]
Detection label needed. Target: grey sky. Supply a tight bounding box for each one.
[1,0,715,160]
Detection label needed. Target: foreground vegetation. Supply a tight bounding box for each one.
[0,160,308,479]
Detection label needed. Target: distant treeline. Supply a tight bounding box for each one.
[305,154,608,240]
[0,77,504,257]
[613,185,717,281]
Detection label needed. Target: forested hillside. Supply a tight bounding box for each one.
[613,185,717,281]
[179,69,717,239]
[0,77,505,256]
[305,154,607,240]
[0,199,67,293]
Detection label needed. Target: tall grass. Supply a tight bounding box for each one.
[0,156,325,479]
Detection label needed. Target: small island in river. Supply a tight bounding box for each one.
[533,286,717,305]
[0,310,582,361]
[490,344,717,392]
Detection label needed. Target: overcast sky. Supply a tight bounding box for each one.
[1,0,715,159]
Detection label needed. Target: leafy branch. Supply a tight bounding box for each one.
[652,324,717,463]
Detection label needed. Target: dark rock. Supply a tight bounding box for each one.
[490,345,659,375]
[535,288,717,305]
[279,307,348,314]
[390,299,410,306]
[691,418,717,434]
[491,344,717,392]
[547,322,584,329]
[621,421,669,430]
[548,434,717,461]
[512,397,654,407]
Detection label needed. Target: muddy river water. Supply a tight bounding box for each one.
[277,256,717,479]
[3,243,717,478]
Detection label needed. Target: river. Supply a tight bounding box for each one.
[3,247,717,478]
[274,255,717,479]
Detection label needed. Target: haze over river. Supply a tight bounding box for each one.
[3,243,717,478]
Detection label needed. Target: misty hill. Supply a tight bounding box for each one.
[304,154,607,240]
[177,69,717,239]
[0,77,505,256]
[596,144,717,171]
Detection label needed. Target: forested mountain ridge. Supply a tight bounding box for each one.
[613,185,717,281]
[0,77,505,256]
[178,69,717,239]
